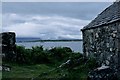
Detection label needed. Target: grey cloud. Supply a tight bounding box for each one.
[2,2,112,20]
[2,2,112,39]
[2,14,89,39]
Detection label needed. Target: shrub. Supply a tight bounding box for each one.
[15,46,26,63]
[49,47,73,60]
[32,46,43,53]
[4,45,84,65]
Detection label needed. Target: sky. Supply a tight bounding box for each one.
[2,0,116,2]
[2,2,112,39]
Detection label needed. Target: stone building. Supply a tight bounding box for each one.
[81,1,120,67]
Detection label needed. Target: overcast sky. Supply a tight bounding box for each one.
[2,0,116,2]
[2,2,112,39]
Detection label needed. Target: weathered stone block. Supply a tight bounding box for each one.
[0,32,16,61]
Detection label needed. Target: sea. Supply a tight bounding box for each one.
[16,41,83,53]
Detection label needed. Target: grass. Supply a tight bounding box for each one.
[34,64,89,80]
[2,63,52,78]
[2,58,95,80]
[2,46,97,80]
[0,71,2,79]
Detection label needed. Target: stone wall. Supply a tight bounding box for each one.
[82,21,120,67]
[0,32,16,61]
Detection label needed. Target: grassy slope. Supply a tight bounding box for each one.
[2,58,94,80]
[2,46,96,80]
[2,64,52,78]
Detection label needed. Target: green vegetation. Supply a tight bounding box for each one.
[2,45,97,80]
[2,64,51,78]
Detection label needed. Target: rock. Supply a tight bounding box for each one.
[59,59,71,68]
[0,64,11,72]
[2,64,11,72]
[87,65,118,80]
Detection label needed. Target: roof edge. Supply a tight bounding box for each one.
[81,18,120,31]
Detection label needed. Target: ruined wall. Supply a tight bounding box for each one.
[82,21,120,67]
[0,32,16,61]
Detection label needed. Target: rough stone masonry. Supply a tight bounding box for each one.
[81,1,120,79]
[0,32,16,61]
[81,2,120,68]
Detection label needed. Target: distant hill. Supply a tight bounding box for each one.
[16,37,41,42]
[16,37,82,42]
[34,39,83,42]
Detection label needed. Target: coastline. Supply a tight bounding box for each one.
[17,39,83,43]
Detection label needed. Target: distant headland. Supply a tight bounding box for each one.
[16,37,83,42]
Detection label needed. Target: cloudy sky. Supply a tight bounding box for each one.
[2,2,112,39]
